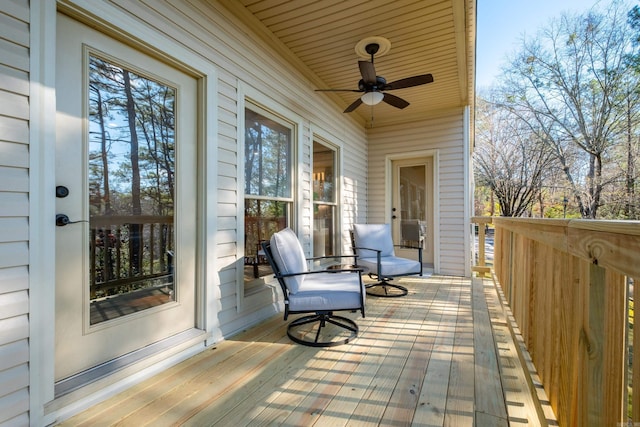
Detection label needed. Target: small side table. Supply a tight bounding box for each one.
[326,264,368,273]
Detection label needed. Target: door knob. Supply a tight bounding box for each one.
[56,186,69,198]
[56,214,71,226]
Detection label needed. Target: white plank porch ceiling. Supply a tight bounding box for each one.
[217,0,476,127]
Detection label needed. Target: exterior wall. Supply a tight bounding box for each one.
[0,0,369,424]
[367,109,470,276]
[0,0,31,425]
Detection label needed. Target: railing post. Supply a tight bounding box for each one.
[478,223,486,266]
[586,263,605,426]
[471,216,492,277]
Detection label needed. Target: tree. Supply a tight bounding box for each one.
[497,1,637,218]
[88,55,177,289]
[474,96,554,216]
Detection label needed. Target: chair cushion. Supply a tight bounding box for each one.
[270,228,307,294]
[353,223,395,259]
[288,272,364,312]
[357,256,421,277]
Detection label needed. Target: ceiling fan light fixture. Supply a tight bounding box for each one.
[361,91,384,105]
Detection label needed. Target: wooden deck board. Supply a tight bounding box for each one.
[473,276,508,423]
[303,291,425,426]
[58,275,552,426]
[413,277,459,426]
[445,279,476,426]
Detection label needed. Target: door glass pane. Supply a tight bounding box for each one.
[88,55,176,324]
[313,141,336,257]
[399,165,426,246]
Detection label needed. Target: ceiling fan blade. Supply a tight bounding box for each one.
[343,97,363,113]
[315,88,362,92]
[383,74,434,90]
[358,61,377,85]
[382,93,410,109]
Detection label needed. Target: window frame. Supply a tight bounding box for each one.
[312,139,340,258]
[237,87,302,309]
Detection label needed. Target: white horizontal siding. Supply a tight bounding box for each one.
[0,167,28,192]
[0,90,28,119]
[367,110,467,276]
[0,0,30,424]
[0,339,28,373]
[0,38,29,72]
[0,141,28,168]
[0,0,28,22]
[0,9,29,48]
[0,64,29,96]
[0,193,28,217]
[0,388,29,426]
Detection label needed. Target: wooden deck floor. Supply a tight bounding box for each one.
[59,275,555,426]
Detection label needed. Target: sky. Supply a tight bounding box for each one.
[476,0,603,89]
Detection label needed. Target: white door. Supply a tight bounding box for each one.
[391,157,434,265]
[55,14,198,381]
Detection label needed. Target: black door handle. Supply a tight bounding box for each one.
[56,214,88,226]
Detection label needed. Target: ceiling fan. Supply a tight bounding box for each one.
[316,42,434,113]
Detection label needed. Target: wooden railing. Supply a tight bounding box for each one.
[90,215,174,299]
[485,217,640,426]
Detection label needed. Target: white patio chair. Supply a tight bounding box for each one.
[351,223,423,297]
[262,228,366,347]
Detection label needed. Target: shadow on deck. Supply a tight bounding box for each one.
[59,275,556,426]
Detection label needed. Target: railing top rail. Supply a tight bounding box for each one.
[567,219,640,236]
[471,216,493,224]
[492,217,570,226]
[490,217,640,279]
[90,215,173,226]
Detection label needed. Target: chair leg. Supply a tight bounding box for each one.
[365,279,408,297]
[287,312,358,347]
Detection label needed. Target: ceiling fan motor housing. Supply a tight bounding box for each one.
[358,76,387,92]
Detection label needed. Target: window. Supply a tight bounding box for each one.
[313,141,338,257]
[244,106,293,282]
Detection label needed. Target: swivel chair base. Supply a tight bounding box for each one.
[287,312,358,347]
[365,281,408,297]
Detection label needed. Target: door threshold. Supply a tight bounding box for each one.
[51,328,207,405]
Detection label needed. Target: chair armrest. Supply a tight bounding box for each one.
[352,246,382,253]
[394,244,422,250]
[393,244,423,265]
[306,254,358,262]
[276,268,362,279]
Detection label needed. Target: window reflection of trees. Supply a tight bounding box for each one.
[244,108,292,281]
[88,55,176,316]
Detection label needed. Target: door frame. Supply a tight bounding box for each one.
[384,150,440,273]
[30,2,218,424]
